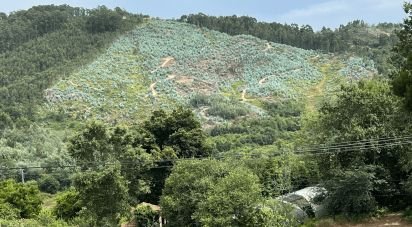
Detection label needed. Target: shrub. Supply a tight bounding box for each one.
[39,175,60,194]
[0,180,42,218]
[53,188,82,221]
[323,169,376,217]
[208,102,249,119]
[134,204,159,227]
[0,203,19,220]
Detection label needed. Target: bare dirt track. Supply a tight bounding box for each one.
[149,57,175,96]
[316,214,412,227]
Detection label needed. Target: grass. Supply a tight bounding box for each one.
[304,57,345,113]
[41,193,57,209]
[302,212,412,227]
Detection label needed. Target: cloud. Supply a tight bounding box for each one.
[276,0,404,30]
[279,0,349,20]
[371,0,403,10]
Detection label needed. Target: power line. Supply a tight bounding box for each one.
[0,135,411,171]
[294,135,412,152]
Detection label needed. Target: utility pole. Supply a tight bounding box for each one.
[20,169,25,183]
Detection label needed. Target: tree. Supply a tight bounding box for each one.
[0,180,42,218]
[72,166,129,226]
[68,122,155,224]
[139,108,211,203]
[134,204,160,227]
[160,159,293,226]
[193,168,263,226]
[85,6,123,33]
[38,174,60,194]
[160,160,229,226]
[53,188,82,221]
[311,79,412,210]
[0,203,19,220]
[323,168,376,216]
[0,112,13,132]
[68,122,112,166]
[313,80,405,169]
[142,107,210,158]
[68,122,154,204]
[392,2,412,111]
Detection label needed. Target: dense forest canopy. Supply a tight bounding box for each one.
[0,5,145,121]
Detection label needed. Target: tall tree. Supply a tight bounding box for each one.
[310,80,412,209]
[392,2,412,111]
[72,166,129,226]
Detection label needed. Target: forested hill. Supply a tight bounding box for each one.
[179,14,400,74]
[0,5,145,121]
[0,4,412,227]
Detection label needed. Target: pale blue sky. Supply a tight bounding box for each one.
[0,0,406,30]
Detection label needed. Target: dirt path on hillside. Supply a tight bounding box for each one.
[305,72,327,112]
[161,57,174,67]
[259,77,267,85]
[166,74,176,80]
[199,106,210,118]
[326,213,412,227]
[241,89,247,101]
[149,57,175,96]
[264,43,272,51]
[150,82,157,96]
[151,56,175,73]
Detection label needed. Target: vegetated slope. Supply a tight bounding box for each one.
[0,5,144,120]
[180,14,399,75]
[44,19,376,124]
[0,5,145,170]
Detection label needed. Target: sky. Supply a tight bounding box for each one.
[0,0,406,30]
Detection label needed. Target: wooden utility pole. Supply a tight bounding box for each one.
[20,169,25,183]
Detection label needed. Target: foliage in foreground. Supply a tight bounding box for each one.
[161,159,298,226]
[306,79,412,215]
[0,180,42,219]
[392,2,412,111]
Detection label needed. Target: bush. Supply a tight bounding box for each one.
[36,209,71,227]
[39,175,60,194]
[0,217,71,227]
[189,93,210,107]
[208,102,249,119]
[134,204,159,227]
[323,169,376,217]
[404,207,412,223]
[0,180,42,218]
[53,188,82,221]
[0,203,19,219]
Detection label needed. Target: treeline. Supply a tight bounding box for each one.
[179,14,399,74]
[0,5,145,121]
[180,14,398,53]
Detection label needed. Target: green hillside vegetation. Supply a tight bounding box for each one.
[0,3,411,227]
[0,5,145,171]
[0,5,144,120]
[42,19,378,156]
[45,20,375,125]
[180,14,399,75]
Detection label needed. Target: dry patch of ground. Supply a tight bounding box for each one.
[311,214,412,227]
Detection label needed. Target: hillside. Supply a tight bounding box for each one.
[180,14,399,75]
[1,4,411,227]
[0,5,144,120]
[43,19,376,125]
